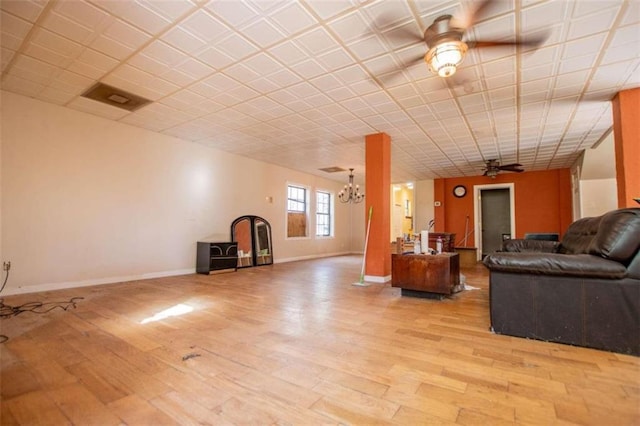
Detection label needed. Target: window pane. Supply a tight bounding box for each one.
[316,191,331,237]
[287,185,307,237]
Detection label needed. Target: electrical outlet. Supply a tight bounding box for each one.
[3,261,10,271]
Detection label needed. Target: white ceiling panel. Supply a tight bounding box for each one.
[0,0,637,182]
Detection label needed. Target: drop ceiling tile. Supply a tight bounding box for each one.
[108,63,153,85]
[0,30,24,50]
[38,86,78,104]
[127,52,170,75]
[0,0,45,22]
[32,27,84,58]
[141,40,189,66]
[265,68,302,86]
[326,87,355,102]
[243,53,283,75]
[269,1,317,35]
[181,9,230,41]
[161,26,207,54]
[194,46,234,69]
[316,48,354,70]
[562,33,607,59]
[348,34,389,61]
[41,10,98,44]
[23,43,74,68]
[227,85,260,102]
[1,10,33,40]
[291,58,327,79]
[295,27,339,56]
[1,73,45,96]
[145,77,179,97]
[521,0,570,32]
[326,10,370,43]
[305,0,354,20]
[568,7,619,41]
[244,76,280,93]
[49,69,93,93]
[240,18,287,48]
[215,32,260,61]
[91,34,137,60]
[558,53,598,74]
[113,1,172,34]
[160,68,196,87]
[12,54,61,83]
[173,58,214,80]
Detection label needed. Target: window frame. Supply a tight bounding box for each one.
[286,183,310,239]
[315,190,334,238]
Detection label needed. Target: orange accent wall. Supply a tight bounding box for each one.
[612,88,640,208]
[365,133,391,278]
[435,169,573,247]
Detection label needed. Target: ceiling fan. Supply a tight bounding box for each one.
[483,159,524,178]
[379,0,547,78]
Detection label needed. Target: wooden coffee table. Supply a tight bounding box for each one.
[391,253,461,299]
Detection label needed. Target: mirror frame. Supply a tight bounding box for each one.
[231,215,273,268]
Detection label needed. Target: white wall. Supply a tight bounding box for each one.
[580,179,618,217]
[1,92,353,295]
[573,132,617,218]
[414,179,435,233]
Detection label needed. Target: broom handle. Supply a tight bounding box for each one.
[360,206,373,281]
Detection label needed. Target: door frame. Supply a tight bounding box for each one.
[473,183,516,260]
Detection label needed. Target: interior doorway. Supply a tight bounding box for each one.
[474,183,515,259]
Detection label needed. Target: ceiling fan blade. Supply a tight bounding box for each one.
[498,164,524,172]
[467,35,548,50]
[454,0,495,29]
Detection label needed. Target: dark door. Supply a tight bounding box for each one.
[481,188,511,256]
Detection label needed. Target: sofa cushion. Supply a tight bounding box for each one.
[501,239,558,253]
[483,253,628,279]
[589,208,640,264]
[556,216,601,255]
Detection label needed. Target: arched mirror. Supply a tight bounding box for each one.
[231,216,273,268]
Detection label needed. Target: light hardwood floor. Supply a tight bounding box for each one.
[1,255,639,425]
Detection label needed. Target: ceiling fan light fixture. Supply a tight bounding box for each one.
[425,40,468,77]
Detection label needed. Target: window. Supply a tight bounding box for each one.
[316,191,332,237]
[287,184,307,237]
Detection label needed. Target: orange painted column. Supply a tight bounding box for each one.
[611,88,640,208]
[365,132,391,281]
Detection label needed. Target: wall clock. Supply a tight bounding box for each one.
[453,185,467,198]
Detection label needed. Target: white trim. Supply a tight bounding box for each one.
[364,274,391,283]
[2,268,195,296]
[473,182,516,261]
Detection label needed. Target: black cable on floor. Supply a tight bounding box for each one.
[0,268,83,343]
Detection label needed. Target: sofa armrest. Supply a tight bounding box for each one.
[500,239,559,253]
[483,253,628,279]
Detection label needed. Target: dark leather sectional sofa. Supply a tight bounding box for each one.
[483,208,640,355]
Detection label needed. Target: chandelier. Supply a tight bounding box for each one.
[338,168,364,204]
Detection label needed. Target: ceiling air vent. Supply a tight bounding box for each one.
[81,83,151,112]
[319,166,347,173]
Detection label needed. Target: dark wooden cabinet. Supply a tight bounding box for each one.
[392,253,461,297]
[427,232,456,253]
[196,242,238,274]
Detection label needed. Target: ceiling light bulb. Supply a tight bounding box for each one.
[425,40,468,78]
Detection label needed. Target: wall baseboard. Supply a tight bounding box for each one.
[2,252,362,295]
[364,274,392,283]
[2,268,195,296]
[275,251,352,264]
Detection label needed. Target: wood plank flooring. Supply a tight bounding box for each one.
[1,255,639,425]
